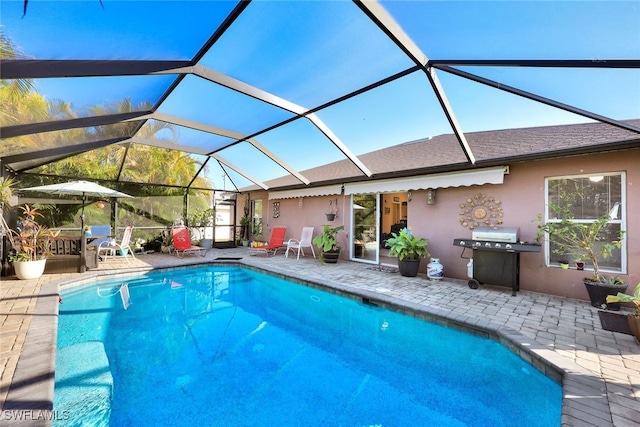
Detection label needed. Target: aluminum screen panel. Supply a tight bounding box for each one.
[200,1,415,108]
[3,1,237,60]
[1,0,638,192]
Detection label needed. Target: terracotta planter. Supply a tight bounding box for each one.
[583,278,628,311]
[398,258,421,277]
[13,259,47,280]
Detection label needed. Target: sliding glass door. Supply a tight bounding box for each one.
[351,194,378,263]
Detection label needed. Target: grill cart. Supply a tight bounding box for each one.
[454,227,541,296]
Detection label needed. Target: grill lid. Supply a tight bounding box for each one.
[472,226,519,243]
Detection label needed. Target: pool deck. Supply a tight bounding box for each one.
[1,247,638,426]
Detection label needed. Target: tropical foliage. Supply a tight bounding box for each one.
[312,224,344,263]
[385,227,429,261]
[536,204,625,283]
[0,176,16,208]
[8,205,59,262]
[607,283,640,317]
[1,30,214,234]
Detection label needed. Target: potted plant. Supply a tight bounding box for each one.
[325,200,338,222]
[7,204,59,280]
[606,283,640,342]
[537,204,626,309]
[312,224,344,264]
[190,208,215,249]
[385,227,429,277]
[239,214,251,246]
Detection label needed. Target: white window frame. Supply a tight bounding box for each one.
[544,172,626,273]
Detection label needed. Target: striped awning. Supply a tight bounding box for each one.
[343,167,507,195]
[268,184,343,200]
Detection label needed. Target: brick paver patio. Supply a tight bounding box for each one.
[1,248,638,426]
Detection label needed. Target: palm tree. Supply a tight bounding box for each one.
[0,32,47,130]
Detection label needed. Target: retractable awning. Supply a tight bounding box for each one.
[268,184,343,200]
[343,166,507,195]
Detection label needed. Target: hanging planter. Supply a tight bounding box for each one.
[325,199,338,222]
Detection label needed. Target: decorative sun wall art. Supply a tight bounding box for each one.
[459,193,503,229]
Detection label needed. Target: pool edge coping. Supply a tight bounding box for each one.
[7,260,612,426]
[254,262,612,427]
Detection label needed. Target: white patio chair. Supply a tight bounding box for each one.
[285,226,316,260]
[98,226,135,264]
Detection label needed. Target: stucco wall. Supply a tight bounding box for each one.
[410,149,639,301]
[241,148,639,302]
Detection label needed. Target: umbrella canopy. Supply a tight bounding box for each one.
[21,180,133,231]
[22,180,133,199]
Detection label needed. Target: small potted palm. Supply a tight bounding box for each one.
[385,227,429,277]
[239,214,251,246]
[312,224,344,264]
[606,283,640,342]
[537,204,626,309]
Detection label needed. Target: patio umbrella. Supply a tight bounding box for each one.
[20,180,133,232]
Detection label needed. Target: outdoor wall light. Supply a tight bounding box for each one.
[426,189,436,205]
[408,191,412,202]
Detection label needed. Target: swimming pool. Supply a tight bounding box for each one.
[55,265,561,426]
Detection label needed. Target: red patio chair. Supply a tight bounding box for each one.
[248,227,287,256]
[171,227,207,258]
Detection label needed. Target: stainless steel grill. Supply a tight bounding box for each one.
[454,226,541,296]
[472,226,519,243]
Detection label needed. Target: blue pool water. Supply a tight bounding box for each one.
[54,266,561,426]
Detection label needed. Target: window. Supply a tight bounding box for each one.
[545,173,626,272]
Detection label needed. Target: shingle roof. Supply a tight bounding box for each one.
[256,119,640,191]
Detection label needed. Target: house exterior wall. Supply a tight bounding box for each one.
[410,149,639,301]
[241,148,639,302]
[241,192,353,253]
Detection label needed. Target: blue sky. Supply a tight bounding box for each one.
[2,0,639,186]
